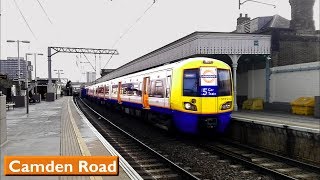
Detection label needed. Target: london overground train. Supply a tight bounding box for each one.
[82,57,234,134]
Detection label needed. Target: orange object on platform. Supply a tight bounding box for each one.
[4,156,119,176]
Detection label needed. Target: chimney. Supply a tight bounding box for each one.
[237,13,250,25]
[289,0,315,35]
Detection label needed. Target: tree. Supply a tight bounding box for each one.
[0,79,13,88]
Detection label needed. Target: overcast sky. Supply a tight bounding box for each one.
[1,0,319,82]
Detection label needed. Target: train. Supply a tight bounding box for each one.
[82,57,234,134]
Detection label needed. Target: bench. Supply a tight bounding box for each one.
[6,103,15,110]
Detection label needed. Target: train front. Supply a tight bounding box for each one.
[171,58,233,134]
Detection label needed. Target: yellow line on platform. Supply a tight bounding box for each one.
[67,98,103,180]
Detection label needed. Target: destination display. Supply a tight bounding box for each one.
[200,67,218,97]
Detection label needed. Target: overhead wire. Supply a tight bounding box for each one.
[82,53,96,71]
[35,0,53,24]
[12,0,37,39]
[111,0,157,48]
[103,0,158,69]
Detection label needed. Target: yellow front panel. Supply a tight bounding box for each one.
[200,97,218,114]
[170,58,233,114]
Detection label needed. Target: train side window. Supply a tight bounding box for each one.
[166,75,171,98]
[128,82,139,96]
[148,81,153,97]
[122,83,135,95]
[121,83,127,95]
[112,85,118,95]
[137,82,142,96]
[149,79,164,98]
[105,86,109,95]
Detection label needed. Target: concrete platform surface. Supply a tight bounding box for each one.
[0,97,136,180]
[233,110,320,133]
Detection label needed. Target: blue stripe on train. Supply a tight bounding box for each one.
[88,95,232,134]
[172,111,232,134]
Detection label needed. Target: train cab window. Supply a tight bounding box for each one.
[183,69,199,96]
[218,69,232,96]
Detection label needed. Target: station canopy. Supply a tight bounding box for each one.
[97,31,271,83]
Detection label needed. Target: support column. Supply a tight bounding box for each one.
[232,63,238,111]
[228,54,241,111]
[48,47,52,93]
[265,56,271,103]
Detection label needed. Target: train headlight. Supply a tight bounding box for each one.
[184,102,197,111]
[221,101,232,110]
[184,102,192,110]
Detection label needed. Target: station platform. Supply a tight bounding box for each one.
[232,110,320,133]
[0,97,140,180]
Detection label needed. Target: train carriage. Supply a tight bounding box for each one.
[84,57,233,134]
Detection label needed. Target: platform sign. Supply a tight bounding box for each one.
[200,67,218,96]
[28,65,33,71]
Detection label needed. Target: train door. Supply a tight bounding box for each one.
[165,70,172,108]
[117,82,122,104]
[142,77,150,109]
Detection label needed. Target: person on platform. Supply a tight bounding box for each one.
[29,90,35,103]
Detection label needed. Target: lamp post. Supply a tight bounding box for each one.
[7,40,30,95]
[27,53,43,94]
[25,53,32,114]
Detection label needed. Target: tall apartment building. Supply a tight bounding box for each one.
[0,57,32,80]
[86,72,96,83]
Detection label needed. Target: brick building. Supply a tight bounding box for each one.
[234,0,319,109]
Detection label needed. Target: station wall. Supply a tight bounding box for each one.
[270,62,320,103]
[248,69,266,100]
[236,72,248,96]
[236,62,320,104]
[237,69,266,100]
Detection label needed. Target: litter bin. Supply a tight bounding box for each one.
[290,97,315,116]
[34,94,41,103]
[12,95,25,107]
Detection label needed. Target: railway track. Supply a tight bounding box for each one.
[75,97,319,179]
[74,97,200,180]
[194,139,320,180]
